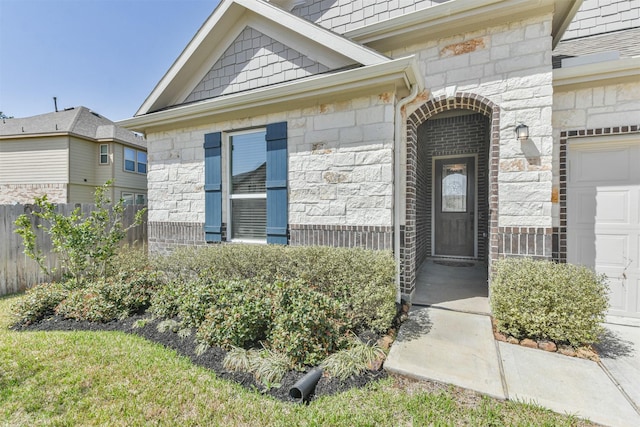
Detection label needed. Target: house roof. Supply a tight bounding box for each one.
[127,0,583,125]
[553,27,640,69]
[0,107,146,149]
[345,0,583,51]
[136,0,390,116]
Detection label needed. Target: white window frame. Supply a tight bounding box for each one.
[123,147,147,174]
[99,144,109,165]
[226,128,267,244]
[134,193,146,205]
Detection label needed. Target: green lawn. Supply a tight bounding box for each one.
[0,294,593,426]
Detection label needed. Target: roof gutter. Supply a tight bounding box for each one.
[119,56,422,132]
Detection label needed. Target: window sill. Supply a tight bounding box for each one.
[228,239,267,245]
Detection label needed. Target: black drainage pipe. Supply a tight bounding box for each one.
[289,368,323,403]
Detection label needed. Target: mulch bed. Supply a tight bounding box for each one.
[12,314,387,403]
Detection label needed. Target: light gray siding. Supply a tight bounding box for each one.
[184,26,330,104]
[563,0,640,39]
[0,136,68,184]
[69,137,97,186]
[291,0,447,34]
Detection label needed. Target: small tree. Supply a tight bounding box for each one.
[15,181,146,285]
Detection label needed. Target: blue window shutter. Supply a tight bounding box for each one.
[204,132,222,242]
[266,122,288,245]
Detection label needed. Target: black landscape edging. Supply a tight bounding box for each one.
[13,314,386,403]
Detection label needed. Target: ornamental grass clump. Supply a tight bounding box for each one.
[490,258,609,346]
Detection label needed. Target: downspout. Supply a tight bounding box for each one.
[394,83,419,304]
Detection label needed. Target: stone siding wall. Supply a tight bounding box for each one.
[291,0,444,34]
[397,14,554,230]
[185,26,329,104]
[0,183,67,204]
[145,92,395,251]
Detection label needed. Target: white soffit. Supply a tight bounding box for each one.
[136,0,389,116]
[120,56,423,133]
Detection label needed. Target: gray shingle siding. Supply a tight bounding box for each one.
[563,0,640,40]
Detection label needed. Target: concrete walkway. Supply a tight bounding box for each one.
[385,306,640,426]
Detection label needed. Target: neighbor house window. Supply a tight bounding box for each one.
[228,130,267,242]
[135,193,146,204]
[137,151,147,174]
[99,144,109,164]
[124,147,147,174]
[121,192,134,205]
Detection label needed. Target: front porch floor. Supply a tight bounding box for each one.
[412,257,489,314]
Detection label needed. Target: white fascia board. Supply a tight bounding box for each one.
[345,0,560,51]
[235,0,389,65]
[119,56,422,132]
[551,0,583,49]
[553,57,640,91]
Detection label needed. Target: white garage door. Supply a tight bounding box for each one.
[567,135,640,319]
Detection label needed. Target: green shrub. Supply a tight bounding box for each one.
[490,258,609,345]
[14,181,146,284]
[12,283,69,325]
[149,280,184,319]
[176,279,223,329]
[269,281,346,366]
[155,245,396,333]
[196,280,276,348]
[55,257,160,323]
[55,282,120,322]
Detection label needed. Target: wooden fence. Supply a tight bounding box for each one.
[0,204,147,296]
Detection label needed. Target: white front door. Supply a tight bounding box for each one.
[567,135,640,318]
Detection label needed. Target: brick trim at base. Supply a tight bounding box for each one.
[289,224,393,250]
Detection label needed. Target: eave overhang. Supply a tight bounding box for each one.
[119,55,423,134]
[345,0,582,52]
[553,57,640,91]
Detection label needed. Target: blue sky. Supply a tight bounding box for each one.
[0,0,219,121]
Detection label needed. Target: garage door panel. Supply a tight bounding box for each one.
[570,148,630,183]
[595,190,629,224]
[605,276,628,313]
[568,137,640,318]
[594,234,628,267]
[572,190,597,225]
[569,234,596,267]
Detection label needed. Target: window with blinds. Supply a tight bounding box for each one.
[229,130,267,241]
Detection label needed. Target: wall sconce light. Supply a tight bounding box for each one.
[515,123,529,141]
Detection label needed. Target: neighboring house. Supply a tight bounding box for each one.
[120,0,640,318]
[0,106,148,204]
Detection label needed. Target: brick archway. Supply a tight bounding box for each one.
[401,93,500,297]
